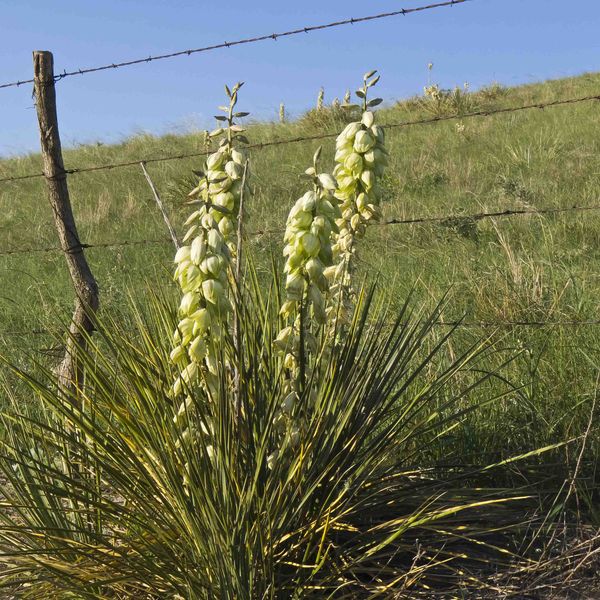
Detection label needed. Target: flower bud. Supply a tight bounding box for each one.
[361,111,374,128]
[202,278,224,305]
[190,236,207,264]
[353,130,376,154]
[170,345,187,365]
[285,271,305,299]
[356,192,368,210]
[218,216,234,237]
[338,122,362,142]
[267,450,278,470]
[207,151,226,170]
[205,354,218,375]
[184,211,201,227]
[323,265,337,280]
[183,224,199,243]
[292,210,313,229]
[361,169,374,190]
[207,229,224,252]
[279,300,297,319]
[178,317,195,339]
[342,207,354,220]
[225,160,243,180]
[274,326,293,350]
[300,232,320,257]
[305,257,324,282]
[202,255,225,276]
[335,147,352,163]
[191,308,211,334]
[209,178,232,195]
[207,168,226,182]
[318,173,337,191]
[344,152,363,176]
[201,213,216,229]
[181,362,198,384]
[309,284,326,323]
[371,125,385,143]
[215,191,235,212]
[284,353,296,370]
[281,392,296,414]
[231,148,246,165]
[174,246,191,264]
[180,291,199,315]
[301,191,317,212]
[188,336,207,363]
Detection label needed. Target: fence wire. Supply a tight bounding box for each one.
[1,92,598,185]
[0,0,468,90]
[1,204,599,258]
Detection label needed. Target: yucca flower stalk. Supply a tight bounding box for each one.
[327,70,388,326]
[171,82,249,397]
[273,148,339,445]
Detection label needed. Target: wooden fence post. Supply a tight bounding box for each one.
[33,50,99,392]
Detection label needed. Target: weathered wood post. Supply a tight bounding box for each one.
[33,51,99,393]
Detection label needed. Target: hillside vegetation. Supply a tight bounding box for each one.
[1,72,599,475]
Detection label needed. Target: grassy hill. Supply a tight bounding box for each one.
[1,72,599,477]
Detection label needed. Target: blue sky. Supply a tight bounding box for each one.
[1,0,598,157]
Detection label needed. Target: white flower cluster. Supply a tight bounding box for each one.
[275,151,339,373]
[270,151,339,459]
[333,111,386,251]
[170,83,248,397]
[327,71,388,323]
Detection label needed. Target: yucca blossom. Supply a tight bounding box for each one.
[171,82,249,397]
[326,70,388,326]
[272,148,339,453]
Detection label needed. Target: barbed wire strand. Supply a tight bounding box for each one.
[0,0,468,91]
[2,92,598,185]
[3,318,600,339]
[1,203,599,258]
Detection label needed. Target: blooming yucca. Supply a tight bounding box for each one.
[171,83,249,397]
[272,148,339,451]
[327,70,388,324]
[277,148,339,336]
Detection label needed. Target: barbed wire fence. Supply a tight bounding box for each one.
[2,92,599,184]
[1,204,600,258]
[0,0,468,90]
[1,0,600,341]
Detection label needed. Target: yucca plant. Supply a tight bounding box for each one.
[0,73,550,599]
[0,278,539,598]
